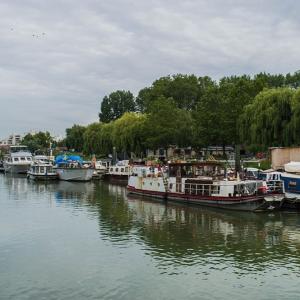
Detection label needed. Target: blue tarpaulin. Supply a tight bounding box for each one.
[55,155,83,164]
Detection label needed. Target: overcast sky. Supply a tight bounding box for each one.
[1,0,300,138]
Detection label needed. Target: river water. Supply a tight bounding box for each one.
[1,174,300,300]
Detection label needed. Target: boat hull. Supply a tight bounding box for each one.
[103,174,129,183]
[280,173,300,210]
[27,173,58,181]
[127,186,283,212]
[4,163,31,174]
[56,168,94,181]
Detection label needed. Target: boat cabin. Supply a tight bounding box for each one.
[168,161,225,180]
[167,162,263,197]
[30,164,55,175]
[181,178,263,197]
[108,160,131,177]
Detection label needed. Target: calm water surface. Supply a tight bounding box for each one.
[1,174,300,300]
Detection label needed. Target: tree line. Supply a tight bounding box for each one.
[22,71,300,157]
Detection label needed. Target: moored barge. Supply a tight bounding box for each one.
[127,161,284,212]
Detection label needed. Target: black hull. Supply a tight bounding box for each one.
[103,174,128,184]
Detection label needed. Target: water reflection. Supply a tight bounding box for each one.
[87,181,300,272]
[2,175,300,272]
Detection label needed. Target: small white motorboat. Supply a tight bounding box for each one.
[27,161,58,181]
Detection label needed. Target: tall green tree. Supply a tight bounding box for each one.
[65,124,86,152]
[136,74,214,112]
[143,96,194,149]
[99,90,136,123]
[193,86,226,148]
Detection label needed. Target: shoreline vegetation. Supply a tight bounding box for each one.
[13,72,300,161]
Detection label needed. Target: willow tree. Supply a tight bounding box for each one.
[83,122,113,156]
[112,112,147,154]
[290,89,300,144]
[239,88,295,148]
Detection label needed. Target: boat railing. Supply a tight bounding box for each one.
[266,180,283,193]
[183,181,262,197]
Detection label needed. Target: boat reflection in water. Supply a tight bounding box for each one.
[125,196,300,269]
[4,176,300,272]
[77,182,300,272]
[2,175,300,300]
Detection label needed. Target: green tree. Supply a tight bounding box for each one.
[143,97,194,149]
[136,74,214,112]
[83,122,113,156]
[239,88,294,148]
[99,90,136,123]
[193,86,226,148]
[112,112,147,154]
[22,131,53,153]
[218,75,260,145]
[65,125,86,152]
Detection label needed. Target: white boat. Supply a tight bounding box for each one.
[92,159,111,179]
[56,161,94,181]
[128,162,284,212]
[27,161,58,181]
[3,145,33,174]
[104,160,131,182]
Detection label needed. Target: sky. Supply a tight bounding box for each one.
[0,0,300,138]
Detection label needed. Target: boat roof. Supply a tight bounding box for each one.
[34,155,49,160]
[10,151,32,157]
[31,162,53,166]
[9,145,31,153]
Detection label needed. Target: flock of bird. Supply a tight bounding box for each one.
[10,27,46,38]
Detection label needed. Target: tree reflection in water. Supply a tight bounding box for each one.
[7,176,299,273]
[83,181,300,273]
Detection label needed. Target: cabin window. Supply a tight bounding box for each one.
[115,168,119,172]
[211,185,220,194]
[14,157,19,162]
[27,157,32,161]
[125,167,128,172]
[169,183,173,189]
[158,183,160,187]
[110,168,113,172]
[150,182,152,186]
[40,167,45,173]
[20,157,26,161]
[121,168,124,172]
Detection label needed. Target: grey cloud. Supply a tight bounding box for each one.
[1,0,300,137]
